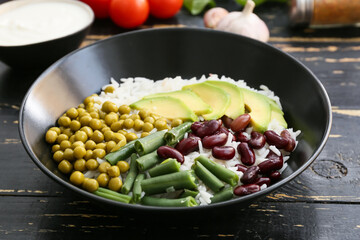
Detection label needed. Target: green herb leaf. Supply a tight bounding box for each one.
[235,0,266,6]
[184,0,216,15]
[235,0,288,6]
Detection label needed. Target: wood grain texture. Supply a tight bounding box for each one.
[1,196,360,240]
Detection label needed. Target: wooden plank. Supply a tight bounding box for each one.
[1,196,360,239]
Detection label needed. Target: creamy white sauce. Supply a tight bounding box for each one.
[0,0,93,46]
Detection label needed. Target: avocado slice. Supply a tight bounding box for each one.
[130,96,198,122]
[206,80,245,119]
[182,82,231,120]
[143,90,212,115]
[240,88,271,133]
[270,110,288,128]
[263,97,288,128]
[267,98,283,114]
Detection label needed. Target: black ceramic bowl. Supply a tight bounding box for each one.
[19,28,332,213]
[0,0,94,69]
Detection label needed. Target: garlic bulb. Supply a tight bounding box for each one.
[203,7,229,29]
[215,0,270,42]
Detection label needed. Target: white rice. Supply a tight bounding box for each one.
[93,74,281,109]
[93,74,299,205]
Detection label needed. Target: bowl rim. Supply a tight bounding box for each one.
[18,27,332,212]
[0,0,94,48]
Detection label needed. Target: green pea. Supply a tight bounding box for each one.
[57,134,69,144]
[125,132,138,142]
[139,109,150,120]
[86,159,99,171]
[73,146,87,159]
[118,105,131,115]
[53,150,64,162]
[74,159,86,171]
[58,116,71,127]
[70,171,85,186]
[105,112,119,126]
[80,115,92,126]
[45,130,58,144]
[75,131,88,142]
[52,144,61,153]
[82,178,99,192]
[83,96,94,106]
[123,119,134,129]
[62,128,73,138]
[133,119,144,131]
[85,140,96,150]
[142,122,154,132]
[144,116,155,124]
[97,173,110,187]
[60,140,72,151]
[70,120,81,131]
[66,107,79,119]
[104,85,115,93]
[171,118,183,127]
[90,130,104,143]
[58,159,73,174]
[89,118,102,130]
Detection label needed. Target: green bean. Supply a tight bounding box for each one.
[180,189,199,198]
[134,130,166,156]
[164,121,192,145]
[136,150,160,172]
[132,173,145,203]
[148,158,181,177]
[121,153,138,194]
[192,161,224,193]
[141,196,198,207]
[105,141,136,165]
[94,187,132,203]
[196,155,239,186]
[141,170,197,195]
[210,187,234,204]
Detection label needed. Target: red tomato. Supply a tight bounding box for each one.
[148,0,183,19]
[109,0,150,29]
[81,0,111,19]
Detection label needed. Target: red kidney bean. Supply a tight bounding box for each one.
[218,126,230,134]
[234,131,249,142]
[221,115,233,128]
[234,184,260,196]
[187,132,198,139]
[235,164,248,173]
[254,177,271,186]
[280,130,296,152]
[195,120,221,138]
[191,121,203,133]
[175,137,200,156]
[264,130,289,149]
[157,146,184,164]
[268,171,281,181]
[202,133,227,149]
[248,131,266,149]
[258,151,283,174]
[241,166,260,184]
[237,142,255,166]
[216,127,236,141]
[230,114,251,132]
[212,146,235,160]
[267,151,283,161]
